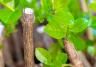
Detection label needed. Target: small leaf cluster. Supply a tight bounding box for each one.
[44,0,89,39]
[35,44,68,67]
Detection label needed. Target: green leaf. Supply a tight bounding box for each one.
[19,0,29,8]
[45,22,65,39]
[0,0,3,2]
[45,11,74,39]
[16,0,32,9]
[53,0,70,12]
[1,0,12,3]
[17,0,37,9]
[48,44,61,59]
[41,0,52,15]
[48,44,67,67]
[56,51,68,63]
[91,16,96,29]
[89,2,96,11]
[0,9,12,24]
[53,51,68,67]
[0,8,21,35]
[36,0,52,23]
[5,9,21,34]
[91,22,96,29]
[71,18,89,33]
[68,0,82,18]
[0,0,11,2]
[7,9,21,25]
[68,34,86,51]
[35,48,52,65]
[0,8,21,24]
[14,0,20,8]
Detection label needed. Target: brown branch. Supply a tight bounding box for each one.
[78,51,92,67]
[3,37,15,67]
[21,8,35,67]
[12,31,23,65]
[64,39,84,67]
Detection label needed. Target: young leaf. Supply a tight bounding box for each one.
[45,11,74,39]
[48,44,61,59]
[0,9,12,24]
[36,0,52,23]
[45,22,66,39]
[89,2,96,11]
[71,18,89,33]
[41,0,52,15]
[35,48,52,65]
[68,0,82,18]
[2,0,12,3]
[17,0,34,9]
[54,51,68,67]
[48,44,67,67]
[0,8,21,35]
[53,0,70,12]
[91,16,96,29]
[14,0,20,8]
[7,9,21,25]
[68,34,86,51]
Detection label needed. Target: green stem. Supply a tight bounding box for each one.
[0,2,14,11]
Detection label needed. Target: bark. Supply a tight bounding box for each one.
[78,51,92,67]
[3,37,15,67]
[21,8,35,67]
[12,32,23,65]
[64,39,84,67]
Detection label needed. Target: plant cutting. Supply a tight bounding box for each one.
[21,8,35,67]
[0,0,96,67]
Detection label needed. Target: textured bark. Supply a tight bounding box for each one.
[3,37,15,67]
[12,32,23,65]
[64,39,84,67]
[78,52,92,67]
[21,8,35,67]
